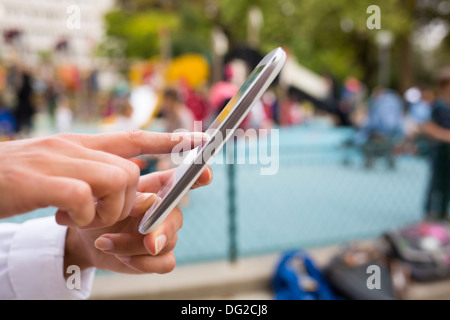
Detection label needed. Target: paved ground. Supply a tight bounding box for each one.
[90,246,337,300]
[90,243,450,300]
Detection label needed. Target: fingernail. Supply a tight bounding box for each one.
[154,234,167,255]
[94,236,114,251]
[136,193,155,202]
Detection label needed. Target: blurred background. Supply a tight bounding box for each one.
[2,0,450,299]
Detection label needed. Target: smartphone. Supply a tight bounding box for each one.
[138,47,287,234]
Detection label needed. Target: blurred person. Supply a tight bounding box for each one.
[101,92,116,119]
[404,87,434,137]
[400,87,434,155]
[208,79,238,125]
[207,61,256,130]
[14,70,36,135]
[0,94,16,139]
[161,87,195,133]
[44,80,59,127]
[184,87,209,124]
[179,80,210,125]
[421,67,450,219]
[353,87,404,168]
[0,129,212,299]
[279,87,297,127]
[323,73,345,126]
[112,96,136,132]
[354,87,404,146]
[340,78,367,127]
[55,96,73,133]
[261,88,280,126]
[250,88,280,130]
[6,65,21,94]
[280,87,310,127]
[157,88,196,174]
[245,100,267,130]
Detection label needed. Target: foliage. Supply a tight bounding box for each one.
[103,9,180,58]
[100,0,450,89]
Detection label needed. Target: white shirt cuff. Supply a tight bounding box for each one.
[7,217,96,299]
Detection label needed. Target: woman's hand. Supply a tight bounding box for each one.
[0,130,203,228]
[64,167,213,274]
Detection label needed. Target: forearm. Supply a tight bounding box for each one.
[421,122,450,143]
[64,227,95,276]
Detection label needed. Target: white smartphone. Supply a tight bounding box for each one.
[138,47,286,234]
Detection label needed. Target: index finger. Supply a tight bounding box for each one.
[59,130,205,158]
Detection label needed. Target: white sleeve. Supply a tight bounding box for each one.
[0,216,96,300]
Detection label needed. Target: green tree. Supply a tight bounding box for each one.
[101,0,213,60]
[101,0,450,90]
[102,9,180,59]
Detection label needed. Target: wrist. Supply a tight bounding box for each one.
[64,227,94,277]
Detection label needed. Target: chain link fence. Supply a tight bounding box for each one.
[174,126,430,264]
[1,126,432,267]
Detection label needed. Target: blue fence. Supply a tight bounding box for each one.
[1,125,430,267]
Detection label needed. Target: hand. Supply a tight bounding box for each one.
[0,130,203,228]
[64,167,213,274]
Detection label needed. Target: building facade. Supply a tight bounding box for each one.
[0,0,113,69]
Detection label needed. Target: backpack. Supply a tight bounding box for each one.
[323,242,410,300]
[384,221,450,281]
[272,250,338,300]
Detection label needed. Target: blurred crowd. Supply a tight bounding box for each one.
[0,62,100,139]
[0,56,444,145]
[1,49,450,217]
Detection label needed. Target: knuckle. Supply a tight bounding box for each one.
[109,167,128,190]
[127,162,141,186]
[55,132,77,141]
[124,129,145,154]
[4,167,26,184]
[39,136,67,149]
[125,129,145,143]
[70,182,91,201]
[163,131,174,142]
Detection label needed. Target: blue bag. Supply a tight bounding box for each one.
[272,250,338,300]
